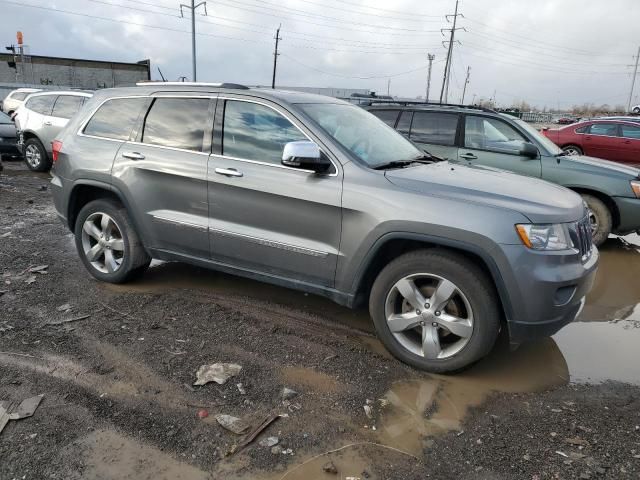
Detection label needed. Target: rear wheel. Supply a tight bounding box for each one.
[23,137,50,171]
[562,144,583,156]
[369,249,501,373]
[580,194,612,247]
[74,199,151,283]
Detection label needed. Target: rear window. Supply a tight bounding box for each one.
[52,95,85,120]
[83,97,148,141]
[370,110,399,127]
[141,98,210,152]
[411,111,458,145]
[25,95,56,115]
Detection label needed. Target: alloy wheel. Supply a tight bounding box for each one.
[563,146,581,156]
[81,212,125,274]
[24,144,41,168]
[384,273,474,360]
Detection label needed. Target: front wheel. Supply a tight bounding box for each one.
[562,144,583,156]
[369,249,501,373]
[74,199,151,283]
[580,194,612,247]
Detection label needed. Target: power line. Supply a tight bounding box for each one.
[322,0,443,18]
[273,0,438,22]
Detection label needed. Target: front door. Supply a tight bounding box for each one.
[458,115,542,178]
[618,123,640,165]
[207,98,342,287]
[583,123,621,160]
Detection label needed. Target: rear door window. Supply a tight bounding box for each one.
[411,111,458,145]
[370,109,400,127]
[25,95,56,115]
[83,97,149,141]
[141,98,211,152]
[588,123,619,137]
[52,95,85,120]
[620,124,640,140]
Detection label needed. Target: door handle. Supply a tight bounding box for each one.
[215,167,243,177]
[460,153,478,160]
[43,121,52,126]
[121,151,145,160]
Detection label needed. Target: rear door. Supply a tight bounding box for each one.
[207,97,342,286]
[44,95,85,152]
[111,95,214,258]
[408,110,460,160]
[583,123,621,160]
[619,123,640,164]
[458,115,542,177]
[22,94,56,139]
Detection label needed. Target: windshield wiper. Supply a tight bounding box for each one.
[373,156,434,170]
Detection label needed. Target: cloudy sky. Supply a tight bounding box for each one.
[2,0,639,109]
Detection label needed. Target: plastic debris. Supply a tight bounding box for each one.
[197,409,209,419]
[231,413,284,454]
[364,405,373,419]
[215,414,250,435]
[56,303,72,312]
[281,387,298,400]
[258,436,279,447]
[236,383,246,395]
[29,265,48,273]
[322,460,338,474]
[194,363,242,386]
[0,395,44,435]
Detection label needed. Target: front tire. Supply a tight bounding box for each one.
[23,137,50,171]
[562,144,583,156]
[580,194,612,247]
[369,249,501,373]
[74,199,151,283]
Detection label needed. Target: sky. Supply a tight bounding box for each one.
[1,0,639,109]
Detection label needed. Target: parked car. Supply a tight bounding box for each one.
[50,83,597,373]
[15,90,92,171]
[0,110,20,159]
[631,105,640,114]
[0,88,41,116]
[556,116,576,125]
[542,119,640,166]
[367,104,640,246]
[594,116,640,124]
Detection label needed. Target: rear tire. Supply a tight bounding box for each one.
[23,137,50,171]
[369,249,501,373]
[74,199,151,283]
[580,194,612,247]
[562,144,583,156]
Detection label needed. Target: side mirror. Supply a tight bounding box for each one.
[519,142,539,159]
[281,141,331,173]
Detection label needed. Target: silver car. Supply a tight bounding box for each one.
[0,87,41,116]
[15,90,92,171]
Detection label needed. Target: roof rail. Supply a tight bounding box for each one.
[135,81,250,90]
[364,99,497,113]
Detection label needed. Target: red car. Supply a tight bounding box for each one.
[543,119,640,165]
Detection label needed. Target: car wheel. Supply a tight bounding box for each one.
[580,194,612,247]
[633,107,640,114]
[74,199,151,283]
[369,249,501,373]
[562,144,583,156]
[23,137,50,171]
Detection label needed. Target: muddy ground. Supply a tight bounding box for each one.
[1,160,639,480]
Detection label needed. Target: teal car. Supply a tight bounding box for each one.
[367,104,640,245]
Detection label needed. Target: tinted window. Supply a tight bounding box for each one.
[588,123,618,136]
[397,111,413,136]
[11,92,29,101]
[141,98,210,152]
[223,100,306,164]
[621,124,640,140]
[465,116,528,153]
[52,95,85,120]
[411,112,458,145]
[84,98,148,141]
[371,110,399,127]
[575,125,589,133]
[25,95,56,115]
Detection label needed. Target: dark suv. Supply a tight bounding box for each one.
[50,83,598,372]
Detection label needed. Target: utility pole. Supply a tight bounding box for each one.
[180,0,207,81]
[387,78,391,96]
[272,24,282,89]
[439,0,464,104]
[628,46,640,112]
[461,66,470,104]
[425,53,435,102]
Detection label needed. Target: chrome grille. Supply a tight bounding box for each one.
[575,215,593,260]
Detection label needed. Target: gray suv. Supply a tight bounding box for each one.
[50,83,598,372]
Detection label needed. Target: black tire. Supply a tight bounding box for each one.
[23,137,51,171]
[562,144,583,156]
[632,107,640,114]
[369,249,501,373]
[580,194,612,247]
[74,199,151,283]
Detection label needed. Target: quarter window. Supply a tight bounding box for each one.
[411,112,458,145]
[370,110,400,127]
[84,98,148,141]
[222,100,306,164]
[588,123,619,137]
[620,124,640,140]
[52,95,85,120]
[25,95,56,115]
[141,98,210,152]
[465,116,528,154]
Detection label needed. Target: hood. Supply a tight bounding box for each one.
[558,154,640,177]
[385,161,584,224]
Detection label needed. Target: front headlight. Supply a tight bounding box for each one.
[515,223,574,250]
[630,180,640,198]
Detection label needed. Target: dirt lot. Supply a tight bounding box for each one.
[1,160,639,480]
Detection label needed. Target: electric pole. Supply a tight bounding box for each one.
[272,24,282,89]
[461,66,470,104]
[628,46,640,112]
[439,0,464,104]
[387,78,391,96]
[425,53,435,102]
[180,0,207,81]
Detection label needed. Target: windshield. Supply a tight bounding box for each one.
[512,118,563,155]
[298,103,424,167]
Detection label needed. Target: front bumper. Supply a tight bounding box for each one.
[498,243,599,345]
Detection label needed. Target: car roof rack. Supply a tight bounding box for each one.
[136,82,250,90]
[364,99,497,113]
